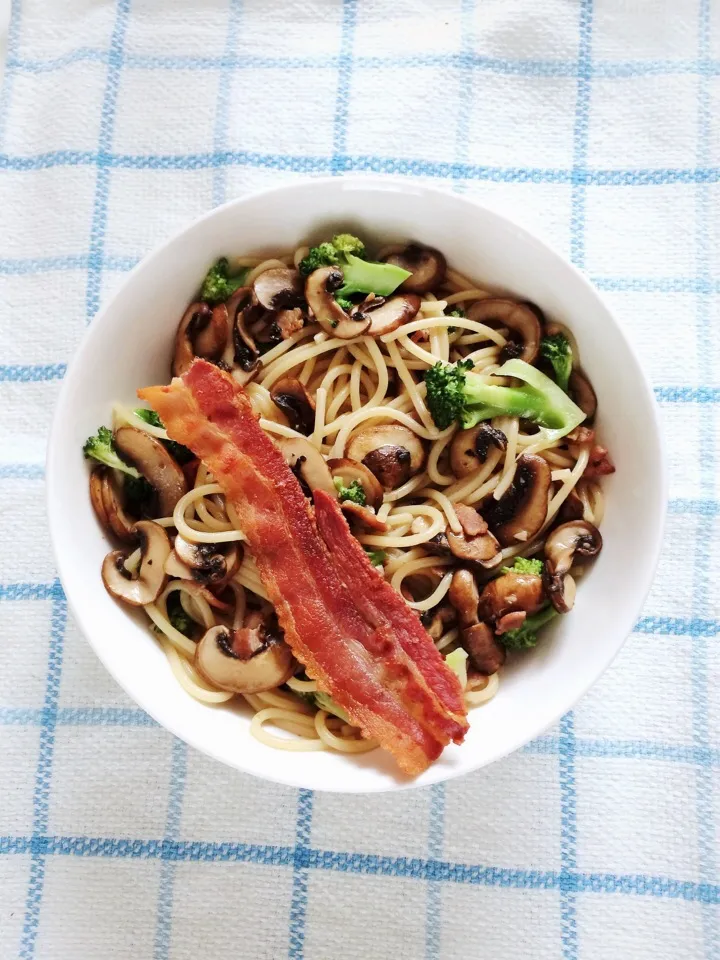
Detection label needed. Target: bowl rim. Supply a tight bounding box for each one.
[46,175,668,792]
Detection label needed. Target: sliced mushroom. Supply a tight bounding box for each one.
[270,378,316,436]
[114,427,188,517]
[478,571,545,622]
[252,267,304,311]
[449,569,480,628]
[340,501,388,531]
[462,622,506,675]
[421,603,456,640]
[450,423,507,478]
[544,520,602,613]
[327,457,384,510]
[467,299,541,364]
[346,424,426,490]
[233,303,261,375]
[485,453,551,547]
[195,623,296,694]
[101,521,171,606]
[446,527,502,568]
[381,244,447,293]
[100,471,137,542]
[193,303,229,359]
[424,532,452,556]
[277,437,337,498]
[172,302,213,377]
[173,536,243,586]
[305,267,371,339]
[365,294,421,337]
[569,370,597,421]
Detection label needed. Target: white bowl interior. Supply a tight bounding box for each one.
[47,178,666,792]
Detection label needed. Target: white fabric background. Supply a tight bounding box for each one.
[0,1,718,958]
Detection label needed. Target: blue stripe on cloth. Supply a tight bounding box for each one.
[211,0,243,207]
[0,583,57,600]
[424,783,446,960]
[19,582,67,960]
[85,0,132,325]
[153,739,188,960]
[0,364,66,382]
[331,0,358,174]
[288,789,314,960]
[0,254,89,274]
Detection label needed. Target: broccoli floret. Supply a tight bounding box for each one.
[423,358,586,438]
[363,546,387,566]
[314,691,349,722]
[299,233,410,297]
[200,257,248,305]
[449,308,465,318]
[166,592,193,637]
[334,477,367,506]
[540,332,573,393]
[501,556,544,576]
[83,426,141,478]
[133,409,194,465]
[500,605,558,651]
[335,296,355,313]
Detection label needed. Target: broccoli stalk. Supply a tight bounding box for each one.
[333,477,367,506]
[501,556,544,576]
[200,257,249,305]
[540,332,573,393]
[424,358,586,440]
[499,605,559,651]
[299,233,411,298]
[83,426,141,478]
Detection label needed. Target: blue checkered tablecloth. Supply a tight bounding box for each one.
[0,1,718,958]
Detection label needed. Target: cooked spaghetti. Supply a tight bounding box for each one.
[84,234,613,771]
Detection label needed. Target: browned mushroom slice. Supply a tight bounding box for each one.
[173,535,243,586]
[340,501,388,532]
[252,267,304,311]
[195,622,296,694]
[233,303,262,376]
[486,453,551,547]
[449,423,507,479]
[446,527,502,568]
[462,622,506,675]
[569,370,597,421]
[100,470,138,542]
[193,303,229,359]
[172,302,213,377]
[89,467,109,528]
[270,378,316,436]
[327,457,384,509]
[448,568,480,628]
[276,437,337,498]
[365,294,421,337]
[114,427,188,517]
[478,570,545,621]
[467,299,542,364]
[346,424,426,490]
[381,244,447,293]
[101,521,171,606]
[305,267,371,339]
[544,520,602,613]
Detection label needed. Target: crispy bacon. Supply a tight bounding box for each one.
[139,360,468,773]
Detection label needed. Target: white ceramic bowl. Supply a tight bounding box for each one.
[47,178,666,793]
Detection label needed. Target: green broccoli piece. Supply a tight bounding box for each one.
[423,358,586,439]
[447,308,465,333]
[299,233,410,297]
[200,257,249,305]
[540,332,573,393]
[500,605,558,651]
[166,592,193,637]
[133,409,194,465]
[335,296,355,313]
[363,546,387,566]
[501,556,544,576]
[334,477,367,506]
[314,691,349,723]
[83,426,141,478]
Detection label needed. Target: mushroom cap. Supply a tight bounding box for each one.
[462,622,506,675]
[101,520,171,606]
[485,453,551,547]
[327,457,384,509]
[194,624,296,694]
[569,370,597,421]
[252,267,304,311]
[543,520,601,612]
[364,294,421,337]
[270,377,316,436]
[467,299,541,364]
[90,468,138,543]
[114,426,188,517]
[381,244,447,293]
[172,302,212,377]
[340,501,388,531]
[193,303,230,360]
[450,424,508,478]
[172,536,243,586]
[478,571,545,622]
[448,568,480,629]
[446,527,502,568]
[346,423,426,490]
[305,267,371,339]
[276,436,337,498]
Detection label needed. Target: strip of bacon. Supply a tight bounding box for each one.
[139,360,467,773]
[314,489,468,740]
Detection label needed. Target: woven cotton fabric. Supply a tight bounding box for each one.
[0,1,718,957]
